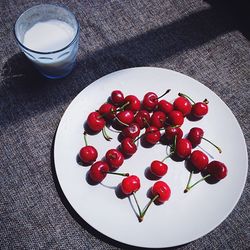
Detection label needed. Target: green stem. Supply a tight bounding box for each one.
[156,89,171,100]
[117,101,130,111]
[161,153,173,162]
[83,131,88,146]
[102,171,129,177]
[184,171,193,193]
[139,194,159,222]
[102,127,112,141]
[202,137,222,153]
[115,115,129,127]
[184,174,211,193]
[132,192,142,217]
[178,93,195,104]
[143,117,151,128]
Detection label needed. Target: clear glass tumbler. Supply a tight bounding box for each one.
[14,4,79,79]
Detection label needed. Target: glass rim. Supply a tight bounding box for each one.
[14,3,80,55]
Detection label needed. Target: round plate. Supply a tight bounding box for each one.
[54,67,248,248]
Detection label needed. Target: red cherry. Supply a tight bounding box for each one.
[188,127,222,153]
[175,138,192,158]
[79,146,98,164]
[134,110,151,129]
[122,123,140,139]
[121,137,137,156]
[150,160,168,177]
[188,127,204,147]
[99,103,116,120]
[206,161,228,180]
[142,92,158,111]
[151,181,171,203]
[124,95,141,112]
[158,99,173,114]
[111,90,124,106]
[121,175,141,195]
[87,111,106,132]
[105,149,124,169]
[192,101,208,118]
[144,126,161,144]
[173,96,192,116]
[150,111,166,129]
[165,126,183,143]
[190,150,209,171]
[89,161,109,183]
[167,110,184,126]
[116,110,134,126]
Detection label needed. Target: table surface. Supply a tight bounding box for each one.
[0,0,249,249]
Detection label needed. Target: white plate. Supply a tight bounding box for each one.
[54,67,248,248]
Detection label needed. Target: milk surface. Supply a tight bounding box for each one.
[23,19,74,52]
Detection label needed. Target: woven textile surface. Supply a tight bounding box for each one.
[0,0,249,249]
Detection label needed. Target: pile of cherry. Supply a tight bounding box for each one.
[79,89,228,222]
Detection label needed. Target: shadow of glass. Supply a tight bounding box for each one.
[1,6,236,129]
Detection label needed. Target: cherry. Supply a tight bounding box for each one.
[116,110,134,126]
[89,161,109,183]
[111,90,125,106]
[192,100,209,118]
[173,96,192,116]
[150,111,166,129]
[175,138,192,158]
[158,99,173,114]
[139,181,171,221]
[142,92,158,111]
[121,175,141,195]
[206,161,228,180]
[122,123,140,139]
[184,160,227,193]
[142,90,171,112]
[188,127,204,147]
[121,137,137,156]
[190,150,209,171]
[188,127,222,153]
[124,95,141,112]
[87,111,106,132]
[144,126,161,144]
[79,132,98,164]
[105,149,124,169]
[99,103,116,120]
[151,181,171,203]
[134,110,151,129]
[167,110,184,126]
[165,125,183,143]
[150,160,168,177]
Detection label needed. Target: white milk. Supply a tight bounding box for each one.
[22,19,78,78]
[23,19,74,52]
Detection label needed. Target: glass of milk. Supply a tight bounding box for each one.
[14,4,79,79]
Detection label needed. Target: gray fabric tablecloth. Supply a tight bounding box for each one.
[0,0,249,249]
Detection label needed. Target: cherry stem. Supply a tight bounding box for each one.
[184,173,211,193]
[102,171,129,177]
[102,127,112,141]
[203,98,209,104]
[178,93,195,104]
[115,115,129,127]
[161,153,172,162]
[83,131,88,146]
[156,89,171,100]
[202,137,222,153]
[133,127,165,143]
[143,117,151,128]
[117,101,130,111]
[132,192,142,218]
[139,194,159,222]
